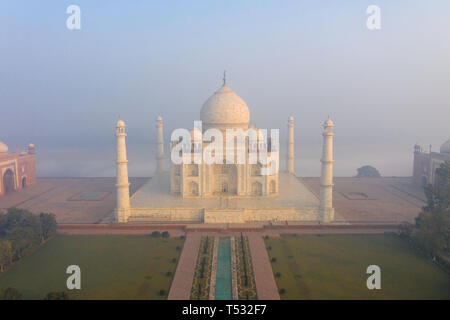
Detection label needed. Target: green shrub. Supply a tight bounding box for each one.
[44,291,70,300]
[0,287,22,300]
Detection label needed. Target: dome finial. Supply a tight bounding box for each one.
[222,70,226,86]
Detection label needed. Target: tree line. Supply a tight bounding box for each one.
[0,207,57,273]
[401,161,450,264]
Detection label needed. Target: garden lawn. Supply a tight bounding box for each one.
[0,235,184,300]
[265,234,450,299]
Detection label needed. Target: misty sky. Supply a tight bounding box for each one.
[1,1,449,177]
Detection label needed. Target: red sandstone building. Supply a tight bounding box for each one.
[0,141,36,196]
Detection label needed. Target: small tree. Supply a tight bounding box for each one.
[39,213,57,241]
[356,165,381,178]
[161,231,169,238]
[151,231,161,238]
[0,240,13,272]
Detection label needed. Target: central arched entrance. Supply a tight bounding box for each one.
[22,177,27,188]
[189,181,199,196]
[218,164,237,195]
[3,169,15,193]
[252,182,262,196]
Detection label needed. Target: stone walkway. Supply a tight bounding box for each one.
[168,233,201,300]
[230,236,239,300]
[247,233,280,300]
[209,237,218,300]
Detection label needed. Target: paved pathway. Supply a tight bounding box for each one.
[230,237,239,300]
[168,233,201,300]
[247,233,280,300]
[209,237,218,300]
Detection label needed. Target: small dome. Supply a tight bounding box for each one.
[157,115,163,121]
[200,85,250,128]
[116,119,125,127]
[288,115,294,121]
[0,141,8,154]
[440,139,450,154]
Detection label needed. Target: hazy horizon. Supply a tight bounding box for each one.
[1,1,449,178]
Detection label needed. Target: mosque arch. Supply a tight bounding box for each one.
[222,182,228,193]
[22,176,27,188]
[3,169,15,193]
[252,181,262,196]
[189,181,199,196]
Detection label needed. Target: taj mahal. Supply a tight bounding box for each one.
[114,76,335,224]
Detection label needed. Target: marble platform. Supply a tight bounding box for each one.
[129,172,320,223]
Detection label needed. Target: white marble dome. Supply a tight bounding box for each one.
[0,141,8,154]
[440,139,450,154]
[200,85,250,128]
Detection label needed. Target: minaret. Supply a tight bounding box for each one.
[287,116,295,174]
[319,116,335,222]
[115,119,131,223]
[156,116,164,174]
